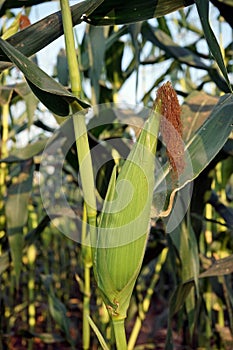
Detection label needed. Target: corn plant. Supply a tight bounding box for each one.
[0,0,233,349]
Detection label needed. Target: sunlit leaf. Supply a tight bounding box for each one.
[181,91,218,141]
[157,93,233,223]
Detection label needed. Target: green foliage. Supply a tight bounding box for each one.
[0,0,233,349]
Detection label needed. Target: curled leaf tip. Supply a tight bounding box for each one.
[155,81,185,176]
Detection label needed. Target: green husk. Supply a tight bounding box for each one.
[93,104,161,320]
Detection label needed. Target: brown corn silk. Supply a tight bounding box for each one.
[155,81,185,177]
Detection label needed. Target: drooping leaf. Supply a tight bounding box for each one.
[141,22,231,93]
[87,0,195,25]
[0,0,105,71]
[195,0,232,92]
[47,294,72,343]
[0,38,89,115]
[141,23,207,70]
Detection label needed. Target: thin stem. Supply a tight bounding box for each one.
[83,263,91,349]
[112,319,127,350]
[82,204,92,350]
[0,96,9,251]
[73,116,97,225]
[59,3,97,350]
[60,0,81,96]
[59,0,97,225]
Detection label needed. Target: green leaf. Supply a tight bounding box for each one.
[156,93,233,222]
[105,40,125,87]
[0,37,89,115]
[87,26,106,103]
[5,160,34,286]
[0,86,13,104]
[199,254,233,278]
[195,0,232,92]
[165,253,233,348]
[165,280,194,350]
[0,252,10,275]
[169,281,195,318]
[169,219,199,337]
[56,48,69,86]
[169,220,199,288]
[88,0,194,25]
[181,91,219,142]
[0,139,47,163]
[42,276,74,347]
[48,294,71,340]
[24,87,39,128]
[0,215,53,277]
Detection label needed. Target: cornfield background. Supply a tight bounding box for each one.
[0,0,233,349]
